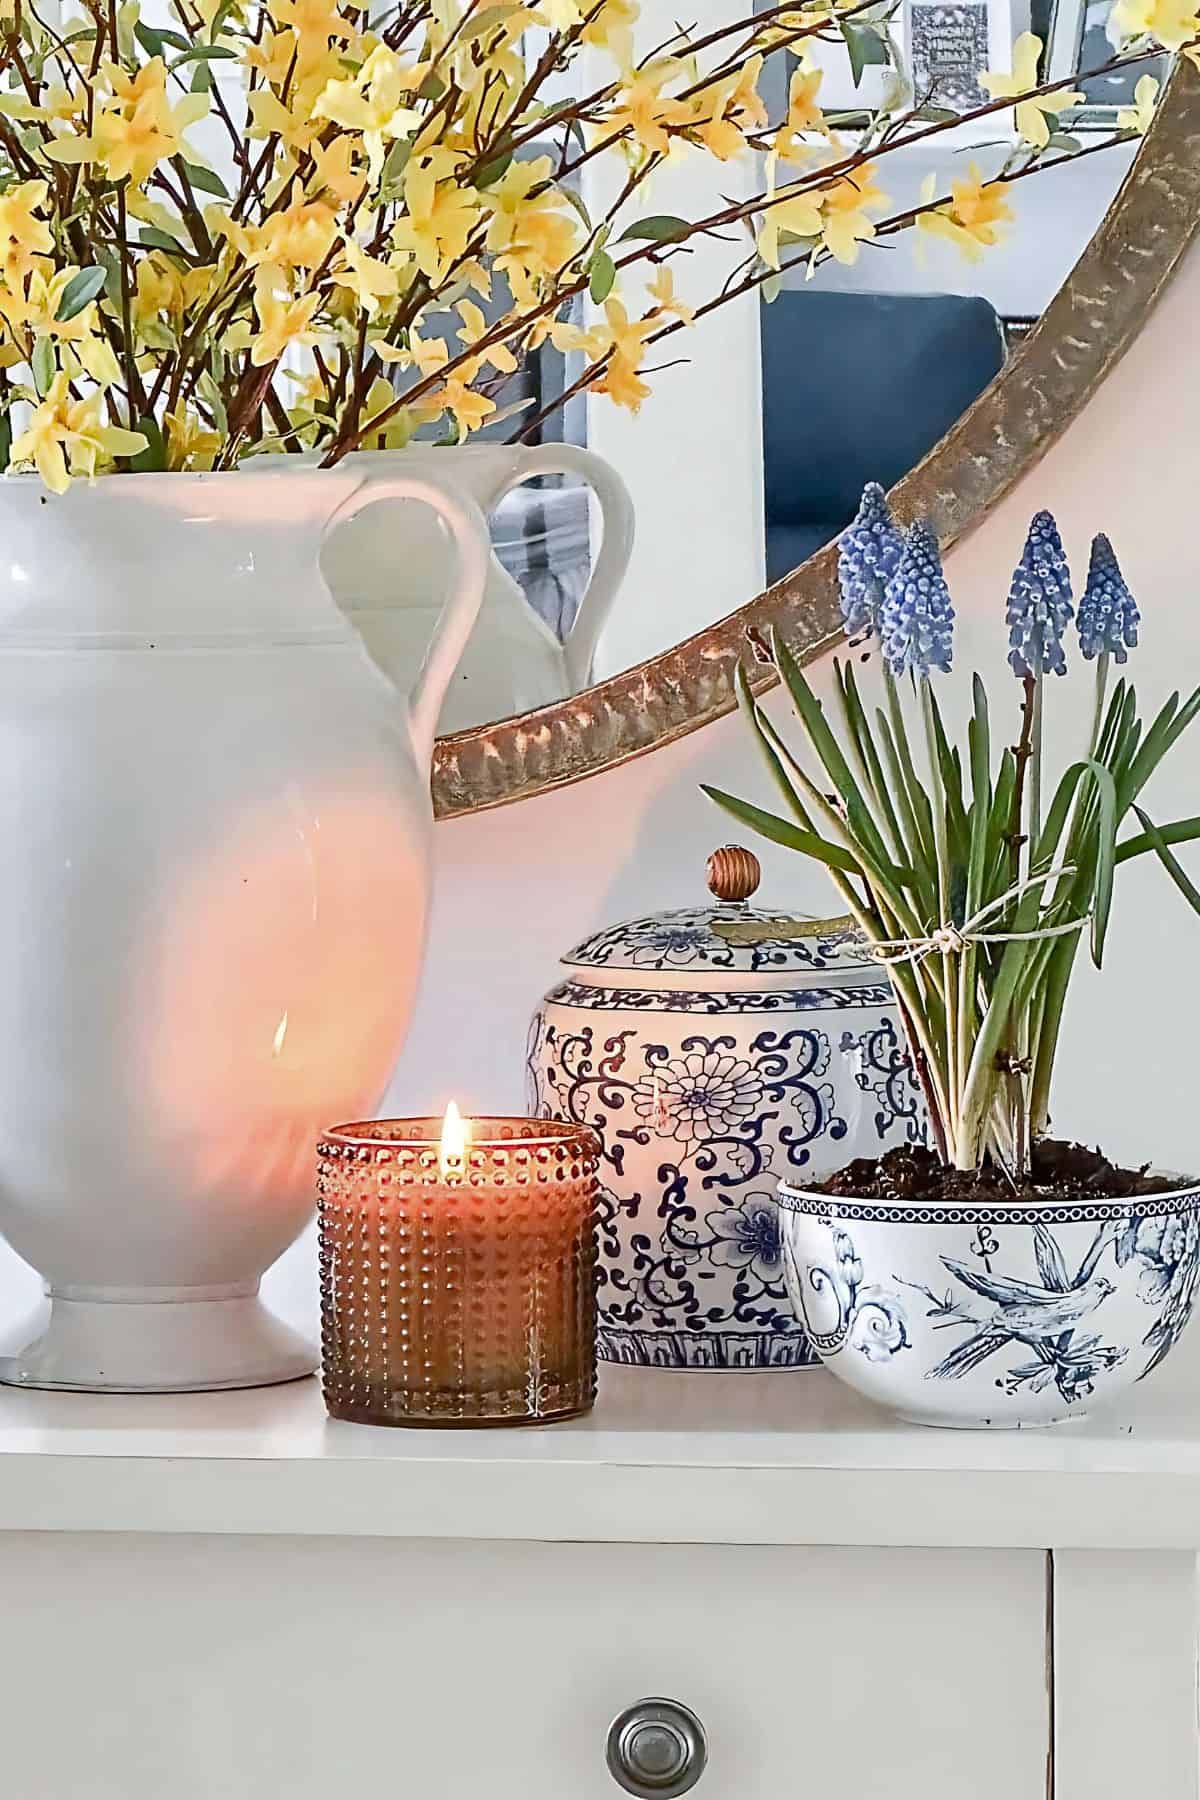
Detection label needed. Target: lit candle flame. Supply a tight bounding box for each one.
[439,1100,470,1178]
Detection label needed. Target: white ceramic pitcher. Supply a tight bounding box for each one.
[321,444,635,731]
[0,462,489,1392]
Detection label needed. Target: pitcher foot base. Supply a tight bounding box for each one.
[0,1289,317,1393]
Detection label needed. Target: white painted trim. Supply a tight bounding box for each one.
[9,1369,1200,1546]
[1052,1551,1199,1800]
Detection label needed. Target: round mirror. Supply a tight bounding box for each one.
[417,40,1199,817]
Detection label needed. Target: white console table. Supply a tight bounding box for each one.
[1,1357,1197,1800]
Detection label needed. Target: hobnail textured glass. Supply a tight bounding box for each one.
[316,1118,600,1427]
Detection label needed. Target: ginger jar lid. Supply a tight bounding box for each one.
[562,848,881,991]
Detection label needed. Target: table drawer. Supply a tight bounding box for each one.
[0,1533,1047,1800]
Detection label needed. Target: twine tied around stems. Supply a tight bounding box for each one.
[870,864,1088,967]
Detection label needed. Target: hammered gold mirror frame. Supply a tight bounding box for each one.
[432,62,1200,821]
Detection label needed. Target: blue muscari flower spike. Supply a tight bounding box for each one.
[1006,511,1073,678]
[1077,532,1139,663]
[837,482,904,641]
[879,520,955,679]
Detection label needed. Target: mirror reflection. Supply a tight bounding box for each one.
[307,0,1175,736]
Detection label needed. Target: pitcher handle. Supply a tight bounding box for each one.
[323,473,491,769]
[495,444,634,693]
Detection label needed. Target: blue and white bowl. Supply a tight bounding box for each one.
[776,1177,1200,1426]
[527,855,925,1371]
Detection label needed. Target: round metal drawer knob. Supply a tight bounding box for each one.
[606,1698,708,1797]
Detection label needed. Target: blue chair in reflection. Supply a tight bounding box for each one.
[760,289,1007,584]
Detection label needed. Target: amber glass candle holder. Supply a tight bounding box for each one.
[316,1117,601,1427]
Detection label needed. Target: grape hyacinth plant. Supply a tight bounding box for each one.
[836,482,904,641]
[704,485,1200,1179]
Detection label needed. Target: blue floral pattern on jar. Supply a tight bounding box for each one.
[563,906,872,978]
[528,983,923,1371]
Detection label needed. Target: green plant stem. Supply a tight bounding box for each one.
[1091,653,1111,756]
[920,677,959,1155]
[882,670,936,876]
[1029,673,1044,860]
[1027,925,1083,1132]
[746,681,954,1146]
[955,679,993,1141]
[834,662,908,872]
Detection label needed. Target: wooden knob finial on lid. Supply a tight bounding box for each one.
[706,846,761,903]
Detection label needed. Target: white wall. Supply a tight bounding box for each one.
[0,207,1196,1348]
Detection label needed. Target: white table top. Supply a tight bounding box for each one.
[1,1339,1199,1549]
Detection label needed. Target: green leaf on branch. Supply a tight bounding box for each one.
[459,4,524,42]
[31,336,54,398]
[840,21,890,87]
[473,149,514,189]
[130,414,167,473]
[912,104,958,122]
[0,412,10,474]
[54,266,106,323]
[169,43,237,67]
[134,21,190,55]
[96,248,123,305]
[191,60,213,92]
[700,784,865,875]
[139,227,191,258]
[559,183,592,232]
[179,159,230,199]
[379,138,412,197]
[618,214,690,243]
[1047,132,1081,152]
[588,248,616,303]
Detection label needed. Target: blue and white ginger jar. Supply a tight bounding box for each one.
[526,848,924,1371]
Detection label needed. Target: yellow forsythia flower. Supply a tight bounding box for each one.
[607,62,692,160]
[46,59,208,185]
[1116,74,1160,133]
[0,181,53,284]
[592,297,656,413]
[314,45,425,181]
[392,151,481,282]
[10,375,147,492]
[308,137,368,205]
[980,34,1083,150]
[330,239,400,316]
[483,157,579,281]
[456,299,518,373]
[917,164,1014,262]
[757,155,822,270]
[647,265,694,325]
[774,68,825,163]
[250,272,322,364]
[581,0,640,65]
[435,376,496,435]
[818,161,887,265]
[688,55,768,161]
[1110,0,1199,50]
[164,407,223,471]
